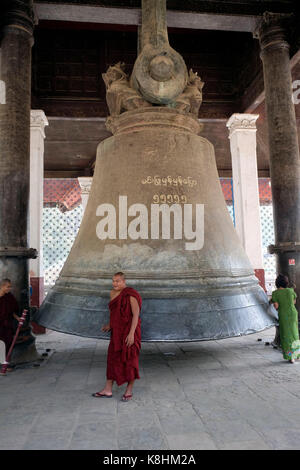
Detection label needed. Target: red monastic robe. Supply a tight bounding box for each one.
[106,287,142,386]
[0,293,19,351]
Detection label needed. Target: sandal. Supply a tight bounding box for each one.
[122,394,133,402]
[92,392,112,398]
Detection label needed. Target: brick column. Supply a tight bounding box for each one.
[227,113,265,290]
[30,110,48,334]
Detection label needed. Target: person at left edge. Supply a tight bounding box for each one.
[0,279,21,370]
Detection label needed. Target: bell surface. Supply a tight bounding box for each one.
[36,107,277,341]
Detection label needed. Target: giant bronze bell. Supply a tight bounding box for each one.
[36,0,277,340]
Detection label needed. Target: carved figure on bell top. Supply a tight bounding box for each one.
[103,62,204,119]
[174,69,204,117]
[102,62,151,117]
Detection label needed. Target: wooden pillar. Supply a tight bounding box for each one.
[255,12,300,307]
[0,1,39,362]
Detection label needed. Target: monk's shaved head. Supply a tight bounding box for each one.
[113,272,125,280]
[112,272,126,292]
[0,278,12,295]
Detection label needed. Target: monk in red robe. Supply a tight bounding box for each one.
[0,279,20,352]
[93,272,142,401]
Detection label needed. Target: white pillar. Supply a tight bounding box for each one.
[78,177,93,213]
[226,113,265,288]
[30,110,48,309]
[0,49,6,105]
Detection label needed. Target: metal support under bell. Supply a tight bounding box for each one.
[35,0,277,341]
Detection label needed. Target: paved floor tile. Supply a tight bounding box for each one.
[261,428,300,450]
[117,425,168,450]
[218,439,271,450]
[22,431,73,450]
[203,417,262,444]
[166,432,217,450]
[30,412,78,433]
[69,422,118,450]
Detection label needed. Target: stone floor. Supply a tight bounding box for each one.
[1,327,300,450]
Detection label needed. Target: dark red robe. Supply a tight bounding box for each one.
[106,287,142,386]
[0,293,19,351]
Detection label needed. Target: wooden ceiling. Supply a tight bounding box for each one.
[34,0,297,16]
[30,1,300,178]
